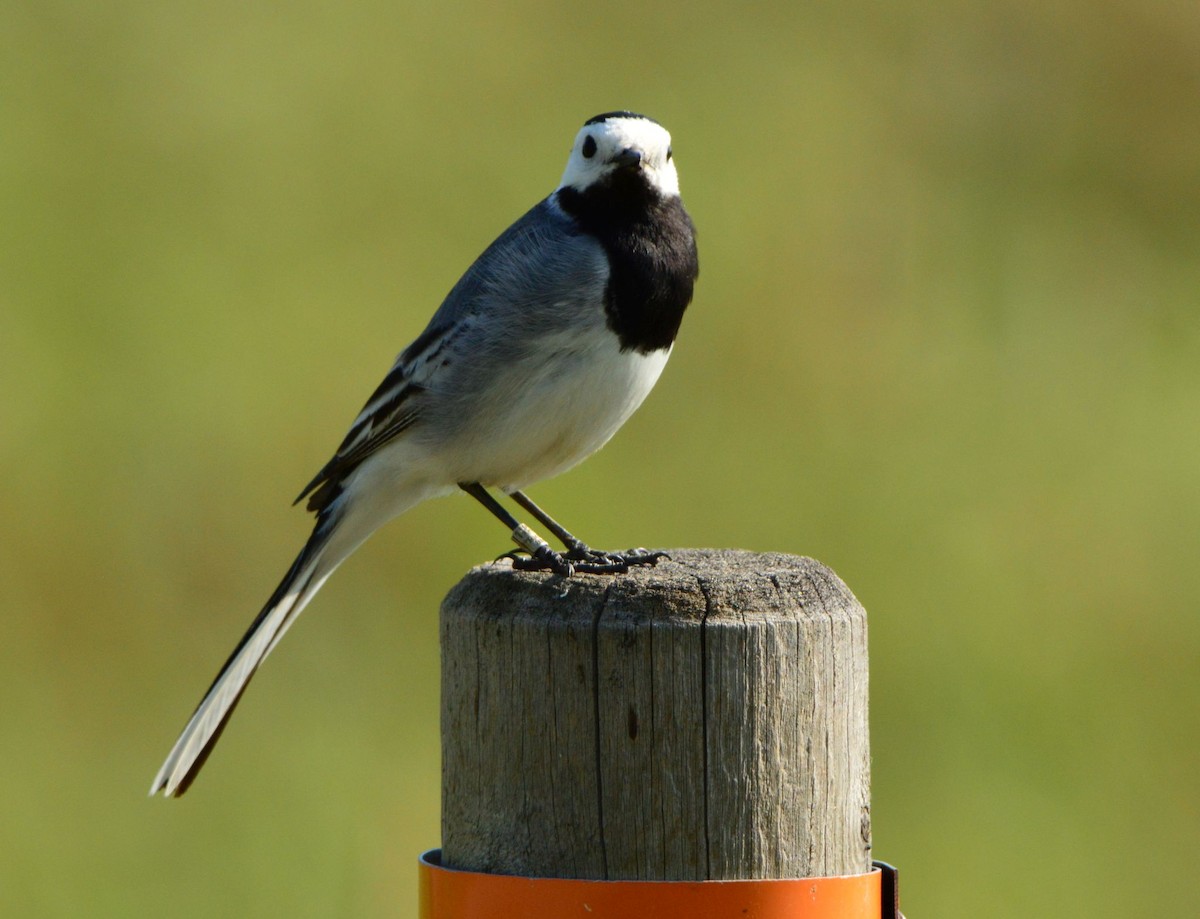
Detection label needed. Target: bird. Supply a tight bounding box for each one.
[150,111,699,797]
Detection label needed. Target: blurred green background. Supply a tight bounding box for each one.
[3,1,1197,915]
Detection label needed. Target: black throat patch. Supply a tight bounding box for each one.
[556,171,698,354]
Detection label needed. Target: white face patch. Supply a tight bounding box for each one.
[558,115,680,198]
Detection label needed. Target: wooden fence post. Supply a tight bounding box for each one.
[439,548,871,881]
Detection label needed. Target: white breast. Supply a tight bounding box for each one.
[442,326,670,492]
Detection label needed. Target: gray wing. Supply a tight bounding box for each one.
[296,197,609,513]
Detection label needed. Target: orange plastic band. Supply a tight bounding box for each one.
[418,850,882,919]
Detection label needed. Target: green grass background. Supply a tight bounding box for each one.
[3,1,1197,915]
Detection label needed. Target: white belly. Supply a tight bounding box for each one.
[445,328,670,491]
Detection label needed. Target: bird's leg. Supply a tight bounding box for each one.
[507,490,588,554]
[508,490,667,573]
[459,483,575,576]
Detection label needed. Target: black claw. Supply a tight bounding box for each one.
[510,545,575,577]
[502,544,667,578]
[564,546,668,574]
[571,558,629,574]
[620,548,669,567]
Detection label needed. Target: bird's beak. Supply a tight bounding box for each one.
[613,147,643,169]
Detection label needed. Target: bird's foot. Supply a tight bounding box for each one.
[501,545,573,576]
[549,547,672,575]
[563,544,669,574]
[501,546,668,576]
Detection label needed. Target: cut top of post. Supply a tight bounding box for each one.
[439,549,871,881]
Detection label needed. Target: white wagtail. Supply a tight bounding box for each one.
[150,111,698,796]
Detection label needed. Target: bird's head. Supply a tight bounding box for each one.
[558,111,679,199]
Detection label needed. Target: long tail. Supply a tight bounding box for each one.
[150,514,345,797]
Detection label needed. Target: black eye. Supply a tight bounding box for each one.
[666,145,673,161]
[581,135,597,158]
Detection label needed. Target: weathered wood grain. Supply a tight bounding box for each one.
[440,549,871,880]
